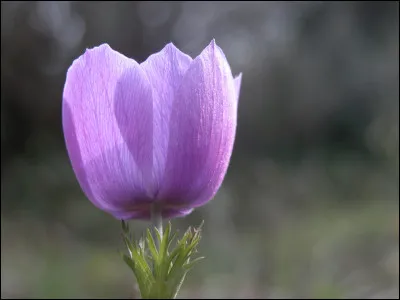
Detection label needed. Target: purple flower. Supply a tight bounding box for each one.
[62,40,242,220]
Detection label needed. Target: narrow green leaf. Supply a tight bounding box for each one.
[181,236,200,260]
[158,221,172,280]
[172,272,188,299]
[195,220,205,233]
[146,228,159,261]
[160,221,171,259]
[168,227,192,264]
[138,237,146,254]
[183,256,205,270]
[168,225,203,282]
[167,231,177,254]
[168,246,194,280]
[121,220,130,235]
[154,227,162,245]
[123,235,134,258]
[122,254,148,297]
[130,244,153,280]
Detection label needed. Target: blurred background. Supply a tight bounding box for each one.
[1,1,399,298]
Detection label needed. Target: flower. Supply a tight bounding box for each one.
[62,40,242,220]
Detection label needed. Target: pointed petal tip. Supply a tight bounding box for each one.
[201,39,218,57]
[208,39,217,52]
[85,43,111,53]
[166,41,177,48]
[163,41,180,53]
[205,38,228,59]
[67,44,113,75]
[149,41,193,62]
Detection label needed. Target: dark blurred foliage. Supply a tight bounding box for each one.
[1,1,398,298]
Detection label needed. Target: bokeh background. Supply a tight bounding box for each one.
[1,1,399,298]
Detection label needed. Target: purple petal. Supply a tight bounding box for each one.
[63,44,154,218]
[139,43,193,193]
[158,40,237,208]
[113,207,194,220]
[114,66,155,197]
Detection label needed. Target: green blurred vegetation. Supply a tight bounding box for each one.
[1,1,398,299]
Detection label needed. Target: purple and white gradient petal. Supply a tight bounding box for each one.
[62,40,242,220]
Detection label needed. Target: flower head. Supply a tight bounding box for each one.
[62,40,242,220]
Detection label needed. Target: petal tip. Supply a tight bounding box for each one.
[163,42,190,58]
[199,38,231,69]
[163,41,179,54]
[147,41,193,63]
[85,43,110,52]
[205,38,228,59]
[165,41,177,48]
[208,38,217,53]
[68,43,113,73]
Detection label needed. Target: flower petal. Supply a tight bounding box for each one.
[140,43,193,193]
[114,66,155,197]
[63,44,153,218]
[112,207,194,220]
[158,40,237,208]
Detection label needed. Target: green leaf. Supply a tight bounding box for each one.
[121,220,205,299]
[122,253,148,297]
[122,235,134,258]
[167,230,177,254]
[130,242,153,280]
[167,227,192,266]
[167,223,204,295]
[172,271,188,299]
[121,220,129,235]
[146,228,159,261]
[183,256,205,270]
[159,222,171,280]
[154,227,162,244]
